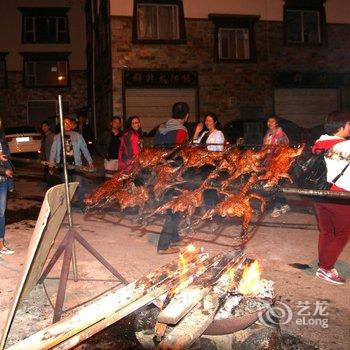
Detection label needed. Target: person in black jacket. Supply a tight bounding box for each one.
[96,116,122,177]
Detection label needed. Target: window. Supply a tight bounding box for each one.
[0,53,8,88]
[219,28,250,60]
[133,0,186,43]
[284,0,326,45]
[210,14,259,62]
[18,7,70,43]
[21,52,70,88]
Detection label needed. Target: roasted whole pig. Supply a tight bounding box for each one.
[113,184,150,212]
[201,176,266,235]
[151,182,212,219]
[152,163,183,200]
[84,169,136,208]
[84,148,175,208]
[137,147,176,168]
[221,148,268,188]
[177,147,224,170]
[257,144,305,188]
[208,147,242,179]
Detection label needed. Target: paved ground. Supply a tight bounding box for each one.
[0,171,349,349]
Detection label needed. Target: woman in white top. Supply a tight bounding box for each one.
[193,113,225,151]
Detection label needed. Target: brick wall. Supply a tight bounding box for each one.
[111,16,350,125]
[0,70,87,126]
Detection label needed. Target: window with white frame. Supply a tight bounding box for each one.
[133,1,186,43]
[25,61,68,87]
[219,28,250,60]
[23,59,69,88]
[19,7,69,44]
[284,0,326,45]
[210,14,259,63]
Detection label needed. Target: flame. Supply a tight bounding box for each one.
[186,244,196,253]
[172,244,203,296]
[238,260,261,296]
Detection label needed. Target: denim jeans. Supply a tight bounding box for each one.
[0,178,8,240]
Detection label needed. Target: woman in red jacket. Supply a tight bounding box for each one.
[118,116,143,171]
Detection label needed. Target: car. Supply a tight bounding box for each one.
[223,117,309,146]
[4,125,41,157]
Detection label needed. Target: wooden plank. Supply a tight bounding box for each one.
[0,183,79,350]
[7,249,209,350]
[158,286,210,325]
[157,292,220,350]
[157,251,244,325]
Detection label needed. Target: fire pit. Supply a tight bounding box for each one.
[133,246,275,350]
[8,246,275,350]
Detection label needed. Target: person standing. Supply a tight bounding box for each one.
[40,121,54,188]
[96,116,122,177]
[118,116,143,171]
[154,102,190,254]
[0,117,14,256]
[40,121,54,161]
[263,115,290,218]
[77,115,94,152]
[49,117,94,203]
[154,102,189,147]
[263,115,289,146]
[312,111,350,285]
[193,113,225,151]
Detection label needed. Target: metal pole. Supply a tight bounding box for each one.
[91,0,97,141]
[58,95,78,281]
[281,187,350,199]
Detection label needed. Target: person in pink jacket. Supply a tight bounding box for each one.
[263,115,290,217]
[118,116,143,171]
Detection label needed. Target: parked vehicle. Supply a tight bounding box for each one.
[223,118,309,146]
[4,126,41,156]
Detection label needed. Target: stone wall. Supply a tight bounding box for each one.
[110,16,350,125]
[0,70,87,126]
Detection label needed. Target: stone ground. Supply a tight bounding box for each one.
[0,168,349,349]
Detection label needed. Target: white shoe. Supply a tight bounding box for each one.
[0,246,15,255]
[280,204,291,213]
[270,208,282,218]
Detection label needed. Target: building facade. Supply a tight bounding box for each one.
[99,0,350,134]
[0,0,87,128]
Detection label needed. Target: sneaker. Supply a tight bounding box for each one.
[270,208,282,218]
[158,246,180,255]
[0,246,15,255]
[316,267,345,285]
[280,204,291,213]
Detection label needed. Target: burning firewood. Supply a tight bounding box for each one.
[156,292,220,350]
[157,250,245,326]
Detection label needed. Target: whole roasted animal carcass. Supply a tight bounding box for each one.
[201,176,266,235]
[257,144,305,188]
[221,148,269,188]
